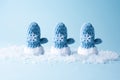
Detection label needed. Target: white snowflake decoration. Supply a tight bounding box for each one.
[81,34,92,43]
[55,33,64,43]
[28,33,38,42]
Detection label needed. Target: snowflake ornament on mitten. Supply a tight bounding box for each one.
[24,22,48,55]
[51,23,75,56]
[78,23,102,55]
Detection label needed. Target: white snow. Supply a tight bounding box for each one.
[0,45,119,64]
[78,47,98,56]
[50,46,71,56]
[24,46,44,56]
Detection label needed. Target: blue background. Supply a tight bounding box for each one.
[0,0,120,80]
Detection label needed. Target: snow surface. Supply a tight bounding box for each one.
[0,45,119,64]
[50,46,71,56]
[24,46,44,56]
[78,47,98,56]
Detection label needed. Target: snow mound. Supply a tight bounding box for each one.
[78,47,98,56]
[0,45,119,64]
[24,46,44,56]
[50,46,71,56]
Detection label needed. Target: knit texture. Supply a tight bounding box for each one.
[54,23,75,48]
[27,22,48,48]
[80,23,102,49]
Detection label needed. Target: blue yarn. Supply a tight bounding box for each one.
[54,23,75,48]
[80,23,102,49]
[27,22,48,48]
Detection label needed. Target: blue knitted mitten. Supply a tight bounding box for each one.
[80,23,102,48]
[27,22,48,48]
[54,23,75,49]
